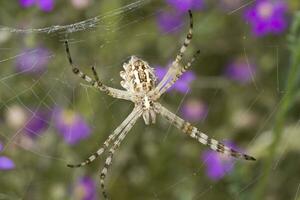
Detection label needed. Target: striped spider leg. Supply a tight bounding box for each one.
[64,41,132,101]
[67,106,142,168]
[65,9,255,200]
[100,108,143,199]
[152,10,200,100]
[69,105,143,200]
[154,103,256,161]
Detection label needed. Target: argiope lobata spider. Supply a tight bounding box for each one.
[64,10,255,199]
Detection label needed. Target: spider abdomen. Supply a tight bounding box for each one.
[120,56,156,93]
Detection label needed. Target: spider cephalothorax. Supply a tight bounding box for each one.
[64,10,255,200]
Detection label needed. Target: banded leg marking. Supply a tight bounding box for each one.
[155,50,201,98]
[91,65,110,93]
[67,107,141,168]
[156,103,256,161]
[100,110,142,200]
[154,10,194,95]
[64,41,132,101]
[175,10,194,63]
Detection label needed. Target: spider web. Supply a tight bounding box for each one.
[0,0,151,34]
[0,1,299,200]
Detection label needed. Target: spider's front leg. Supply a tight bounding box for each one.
[153,10,200,100]
[64,41,132,101]
[155,103,256,161]
[153,50,200,100]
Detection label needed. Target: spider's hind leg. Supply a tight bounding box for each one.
[100,110,142,200]
[156,103,256,161]
[67,107,141,168]
[66,137,110,168]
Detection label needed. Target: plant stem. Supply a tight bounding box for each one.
[253,12,300,199]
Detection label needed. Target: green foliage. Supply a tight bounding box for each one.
[0,1,299,200]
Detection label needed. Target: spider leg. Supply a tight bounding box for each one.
[100,109,142,200]
[174,10,194,65]
[153,50,200,100]
[153,10,195,97]
[67,106,141,168]
[155,103,256,161]
[91,65,100,82]
[64,41,132,101]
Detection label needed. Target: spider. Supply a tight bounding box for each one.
[64,10,255,200]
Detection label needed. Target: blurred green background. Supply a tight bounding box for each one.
[0,0,300,199]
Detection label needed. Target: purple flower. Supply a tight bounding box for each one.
[0,141,15,170]
[20,0,35,7]
[73,176,97,200]
[155,66,196,93]
[201,141,236,181]
[244,0,288,37]
[181,99,208,122]
[158,0,204,33]
[166,0,204,12]
[54,108,91,145]
[224,58,256,84]
[157,11,184,33]
[16,47,51,75]
[24,109,50,138]
[19,0,54,12]
[0,156,15,170]
[5,105,50,138]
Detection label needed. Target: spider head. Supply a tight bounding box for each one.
[120,56,156,94]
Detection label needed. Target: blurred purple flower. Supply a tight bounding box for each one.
[201,141,236,181]
[0,156,15,170]
[181,99,208,122]
[20,0,35,7]
[0,141,15,170]
[54,108,91,145]
[24,109,50,138]
[73,176,97,200]
[157,0,204,33]
[155,66,196,93]
[244,0,288,37]
[16,47,51,75]
[166,0,204,12]
[19,0,54,12]
[157,11,183,33]
[224,58,256,84]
